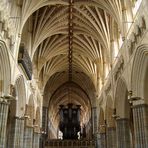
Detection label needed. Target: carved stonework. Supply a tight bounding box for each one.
[127,16,146,56]
[114,56,124,81]
[18,44,32,80]
[105,83,111,95]
[0,80,3,92]
[25,105,34,127]
[10,84,16,97]
[30,82,36,95]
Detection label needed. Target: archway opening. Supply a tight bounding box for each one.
[115,77,134,147]
[47,82,92,140]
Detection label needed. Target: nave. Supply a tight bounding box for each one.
[0,0,148,148]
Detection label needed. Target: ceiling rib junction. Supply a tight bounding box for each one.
[68,0,74,82]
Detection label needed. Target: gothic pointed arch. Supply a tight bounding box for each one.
[105,95,115,128]
[98,107,105,133]
[131,44,148,103]
[15,75,26,117]
[0,40,11,96]
[115,77,130,118]
[34,107,41,133]
[25,94,35,127]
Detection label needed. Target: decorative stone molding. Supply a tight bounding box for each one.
[0,11,14,47]
[24,104,34,127]
[34,124,40,133]
[10,84,16,98]
[30,82,36,95]
[18,44,32,80]
[131,44,148,98]
[105,82,111,95]
[113,56,124,81]
[127,16,146,55]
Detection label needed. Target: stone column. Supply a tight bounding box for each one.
[33,132,40,148]
[116,118,131,148]
[40,107,48,147]
[92,107,99,147]
[0,99,9,148]
[99,122,107,148]
[23,126,34,148]
[39,134,45,148]
[100,132,107,148]
[96,132,101,148]
[132,104,148,148]
[8,117,24,148]
[92,107,98,135]
[42,107,48,133]
[106,127,116,148]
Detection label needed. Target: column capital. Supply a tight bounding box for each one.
[14,116,25,120]
[34,125,41,133]
[99,123,106,134]
[34,131,41,135]
[128,93,142,104]
[0,94,15,103]
[25,125,34,129]
[0,97,10,104]
[23,114,30,120]
[91,106,97,109]
[132,103,148,108]
[107,126,116,130]
[99,130,106,134]
[116,118,129,122]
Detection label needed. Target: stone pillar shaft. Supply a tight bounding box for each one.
[100,133,106,148]
[40,107,48,147]
[92,107,98,135]
[8,117,24,148]
[96,133,101,148]
[116,118,131,148]
[92,107,99,147]
[42,107,48,133]
[132,104,148,148]
[23,127,33,148]
[106,127,116,148]
[33,133,40,148]
[0,101,9,148]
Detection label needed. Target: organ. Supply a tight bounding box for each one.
[59,103,81,139]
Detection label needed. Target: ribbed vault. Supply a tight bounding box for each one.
[48,82,91,132]
[20,0,123,136]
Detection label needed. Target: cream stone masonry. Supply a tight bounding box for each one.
[0,99,9,148]
[0,0,148,148]
[8,117,25,148]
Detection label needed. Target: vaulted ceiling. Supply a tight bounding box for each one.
[20,0,123,131]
